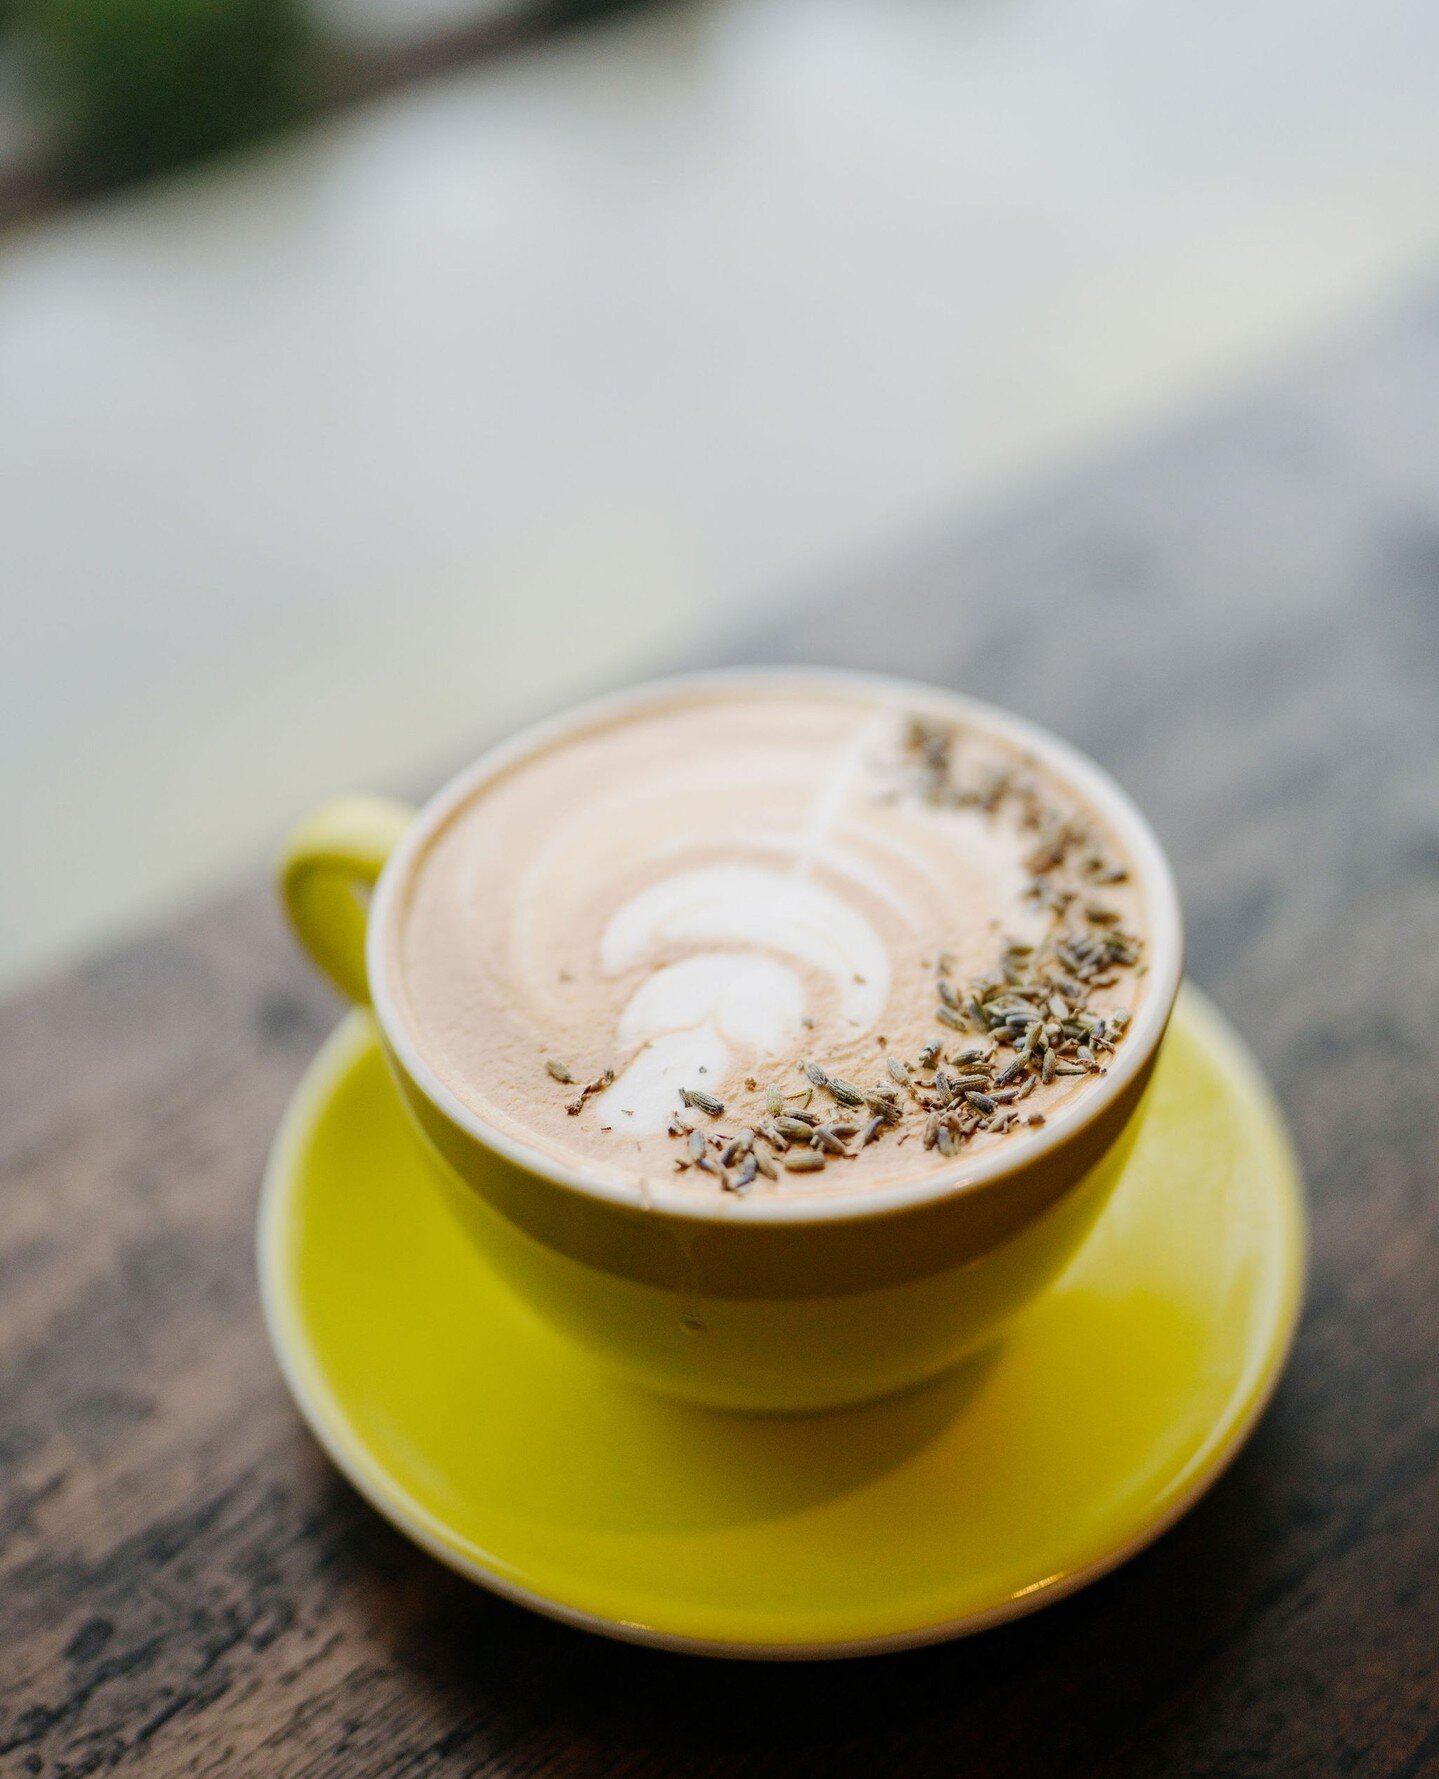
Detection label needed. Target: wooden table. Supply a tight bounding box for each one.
[4,301,1438,1777]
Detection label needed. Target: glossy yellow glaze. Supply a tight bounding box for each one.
[281,779,1173,1410]
[393,1049,1154,1409]
[258,985,1304,1656]
[279,794,413,1004]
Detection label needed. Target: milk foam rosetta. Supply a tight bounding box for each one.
[388,686,1149,1194]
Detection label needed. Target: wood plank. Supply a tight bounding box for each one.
[2,298,1437,1775]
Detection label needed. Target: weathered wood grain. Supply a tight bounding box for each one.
[3,295,1438,1776]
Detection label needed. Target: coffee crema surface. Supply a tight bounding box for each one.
[386,686,1149,1195]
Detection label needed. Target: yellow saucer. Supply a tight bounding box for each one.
[258,985,1304,1658]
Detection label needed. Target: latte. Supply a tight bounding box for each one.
[384,683,1150,1195]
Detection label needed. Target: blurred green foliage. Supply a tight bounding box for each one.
[17,0,315,188]
[543,0,654,17]
[1,0,665,199]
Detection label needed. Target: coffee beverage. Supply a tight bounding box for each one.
[385,683,1150,1195]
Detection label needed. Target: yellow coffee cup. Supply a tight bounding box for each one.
[280,670,1183,1412]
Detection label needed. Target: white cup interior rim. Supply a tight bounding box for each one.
[366,666,1185,1227]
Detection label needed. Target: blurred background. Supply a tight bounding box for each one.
[3,0,1438,992]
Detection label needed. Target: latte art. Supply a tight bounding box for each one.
[591,716,897,1133]
[388,685,1149,1194]
[596,865,887,1129]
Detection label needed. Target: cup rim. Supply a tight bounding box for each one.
[367,666,1184,1227]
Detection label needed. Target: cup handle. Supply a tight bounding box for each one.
[279,795,414,1004]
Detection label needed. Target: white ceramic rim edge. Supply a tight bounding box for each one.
[365,666,1185,1226]
[256,991,1305,1662]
